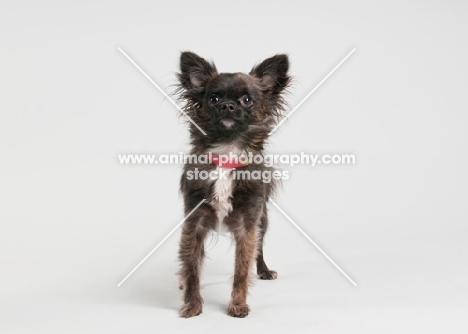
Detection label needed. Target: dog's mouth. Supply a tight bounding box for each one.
[219,117,236,129]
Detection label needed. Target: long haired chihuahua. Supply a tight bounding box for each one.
[176,52,290,318]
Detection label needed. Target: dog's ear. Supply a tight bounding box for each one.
[178,52,217,90]
[250,54,290,96]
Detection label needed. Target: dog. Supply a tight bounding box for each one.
[176,51,291,318]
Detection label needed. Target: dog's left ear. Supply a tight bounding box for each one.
[250,54,291,96]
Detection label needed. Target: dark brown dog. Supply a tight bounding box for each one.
[176,52,290,318]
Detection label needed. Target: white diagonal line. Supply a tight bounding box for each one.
[269,199,357,287]
[269,48,356,135]
[117,199,206,287]
[118,47,207,136]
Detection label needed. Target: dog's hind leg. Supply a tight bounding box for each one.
[256,206,278,280]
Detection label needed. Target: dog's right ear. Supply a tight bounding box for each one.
[178,52,217,90]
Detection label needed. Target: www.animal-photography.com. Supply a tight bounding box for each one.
[1,1,467,333]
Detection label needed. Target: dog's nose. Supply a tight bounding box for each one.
[221,102,236,112]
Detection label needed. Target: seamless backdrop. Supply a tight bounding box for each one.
[1,1,467,333]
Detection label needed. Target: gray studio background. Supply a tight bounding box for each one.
[1,1,467,333]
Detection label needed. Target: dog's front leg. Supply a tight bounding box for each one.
[227,224,258,318]
[178,211,211,318]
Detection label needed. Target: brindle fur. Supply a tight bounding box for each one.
[176,52,290,318]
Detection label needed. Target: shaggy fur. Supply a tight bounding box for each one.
[176,51,290,318]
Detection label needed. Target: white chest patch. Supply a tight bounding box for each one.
[208,143,244,230]
[211,166,234,228]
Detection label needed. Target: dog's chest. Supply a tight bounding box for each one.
[209,144,242,225]
[211,167,234,225]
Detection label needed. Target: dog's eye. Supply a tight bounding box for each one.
[209,95,219,103]
[242,95,253,106]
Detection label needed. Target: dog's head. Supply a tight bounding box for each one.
[176,52,290,150]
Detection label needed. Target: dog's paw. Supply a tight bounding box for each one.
[227,303,250,318]
[180,302,202,318]
[258,270,278,280]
